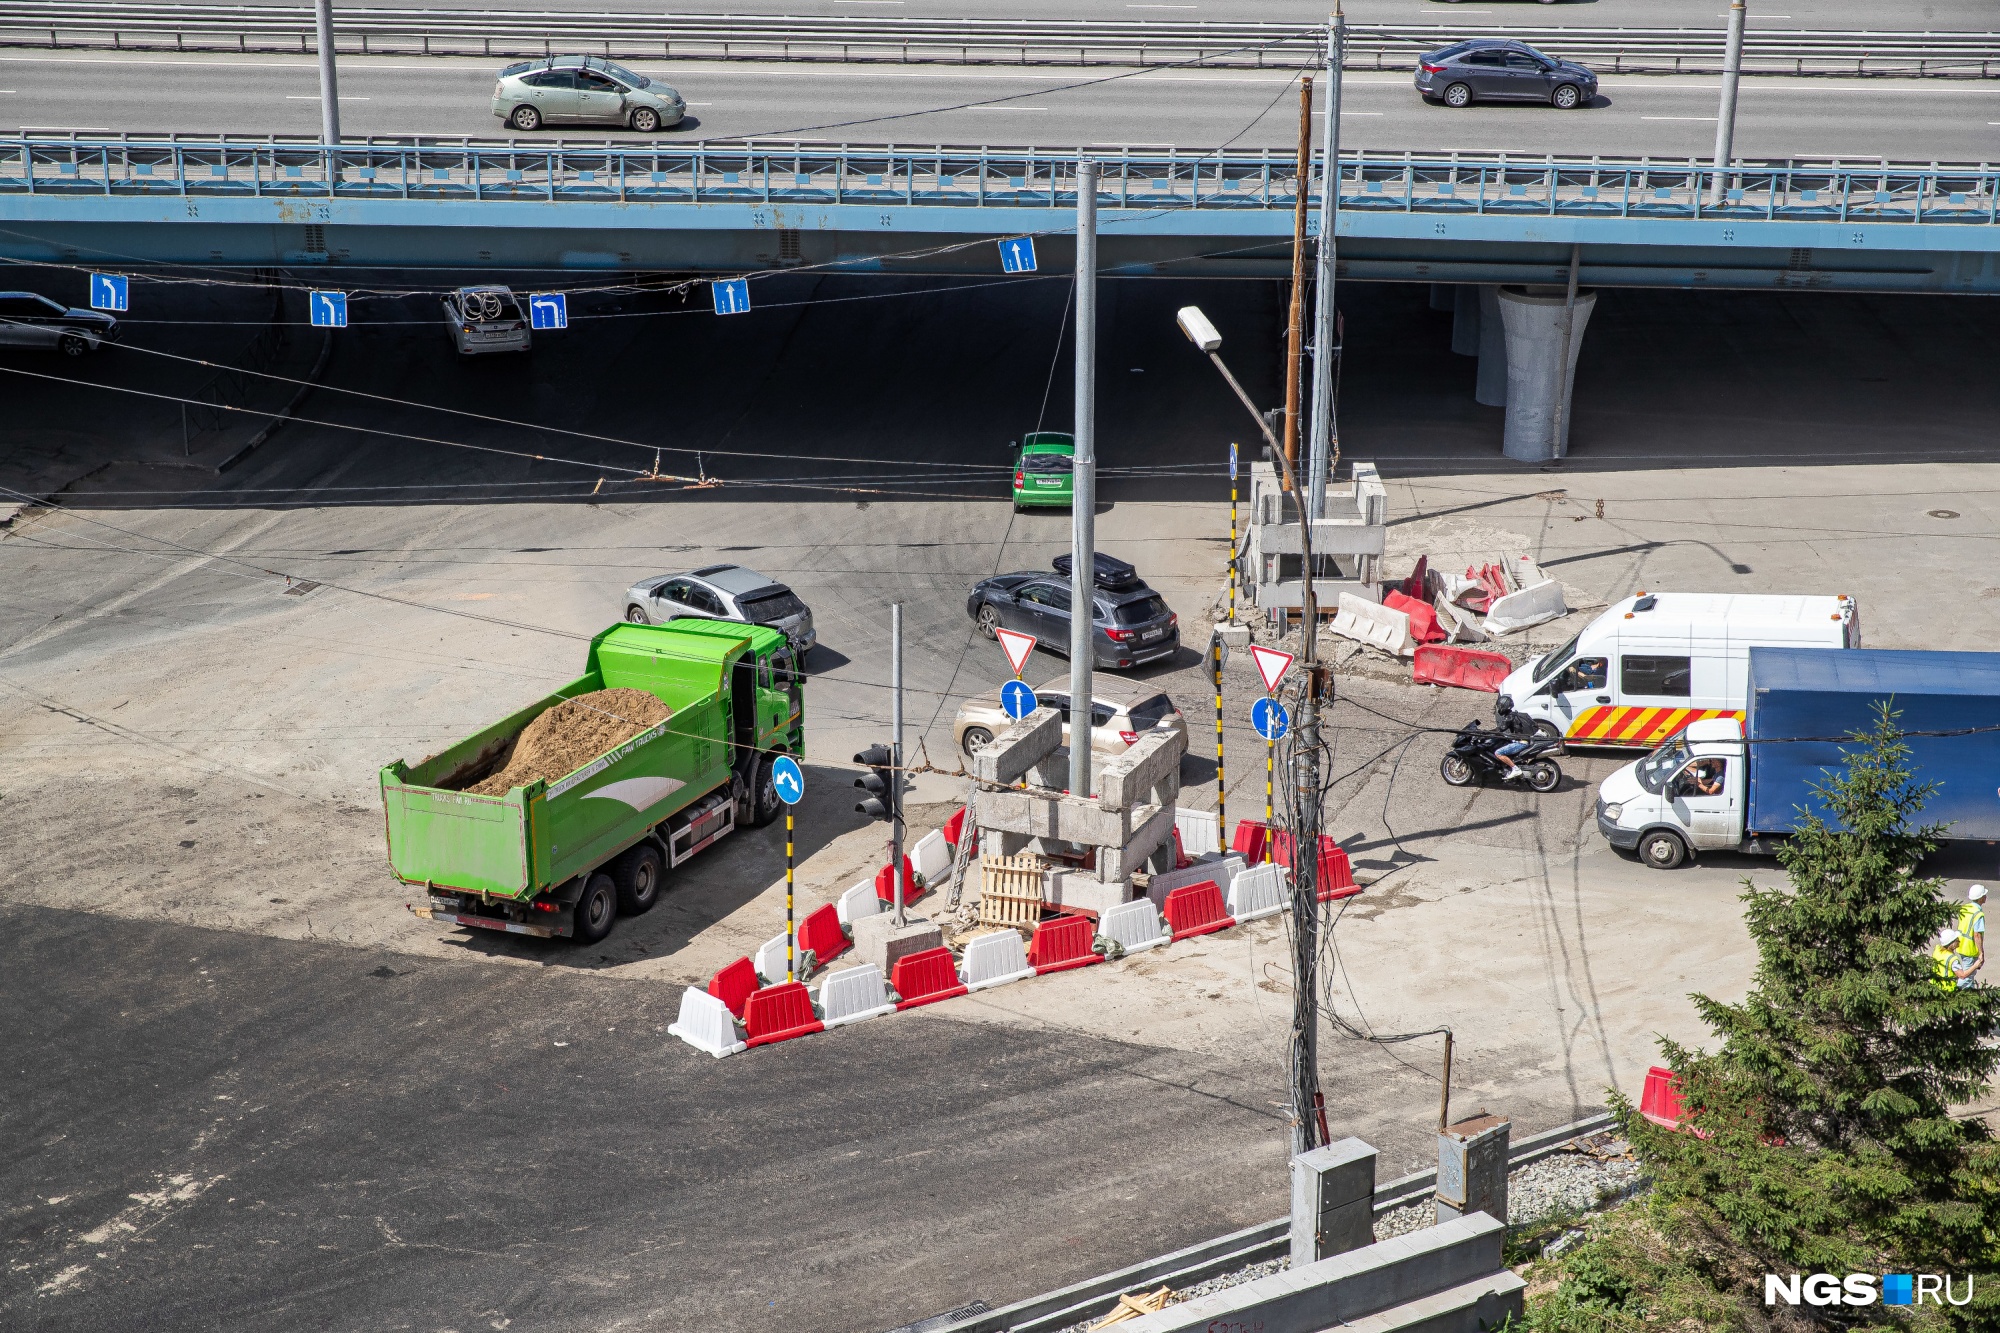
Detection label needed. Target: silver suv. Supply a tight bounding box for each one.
[494,55,686,133]
[624,564,817,656]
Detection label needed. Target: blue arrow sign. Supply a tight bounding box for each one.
[1252,696,1290,743]
[1000,679,1038,721]
[89,273,128,312]
[998,236,1038,274]
[712,278,751,315]
[528,292,567,329]
[771,753,805,805]
[309,290,347,328]
[1229,441,1238,481]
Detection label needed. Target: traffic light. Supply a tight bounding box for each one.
[853,744,898,822]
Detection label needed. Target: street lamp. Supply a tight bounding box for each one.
[1176,306,1283,462]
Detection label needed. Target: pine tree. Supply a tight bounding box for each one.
[1616,706,2000,1299]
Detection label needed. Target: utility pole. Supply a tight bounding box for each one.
[891,601,906,926]
[1710,0,1746,207]
[1282,75,1313,493]
[1069,158,1099,800]
[314,0,341,146]
[1305,3,1342,521]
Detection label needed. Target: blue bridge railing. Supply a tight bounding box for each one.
[2,136,1997,227]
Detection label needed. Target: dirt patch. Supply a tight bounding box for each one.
[464,688,671,795]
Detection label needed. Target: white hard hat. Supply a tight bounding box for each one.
[1972,884,1989,901]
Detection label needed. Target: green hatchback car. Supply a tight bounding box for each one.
[1011,432,1075,510]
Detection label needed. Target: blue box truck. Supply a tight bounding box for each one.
[1594,647,2000,869]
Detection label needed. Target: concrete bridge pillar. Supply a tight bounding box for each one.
[1474,285,1508,407]
[1497,285,1596,462]
[1450,285,1481,357]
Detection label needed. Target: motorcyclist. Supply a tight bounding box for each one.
[1492,698,1536,782]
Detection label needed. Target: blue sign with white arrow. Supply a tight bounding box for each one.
[998,236,1038,274]
[1252,696,1290,742]
[528,292,567,329]
[1229,441,1238,481]
[712,278,751,315]
[1000,679,1038,721]
[309,291,347,328]
[89,273,128,312]
[771,753,805,805]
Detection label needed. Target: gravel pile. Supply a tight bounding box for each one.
[1059,1138,1645,1328]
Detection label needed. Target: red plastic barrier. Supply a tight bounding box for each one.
[892,946,969,1010]
[874,855,921,904]
[797,903,850,968]
[743,981,824,1048]
[1413,645,1515,693]
[942,805,968,848]
[1397,554,1429,601]
[1027,914,1103,975]
[1171,825,1190,870]
[1269,833,1361,903]
[1639,1065,1686,1128]
[1230,819,1269,866]
[1163,881,1234,942]
[1383,590,1446,645]
[708,956,758,1020]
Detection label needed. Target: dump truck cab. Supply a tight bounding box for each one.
[657,617,805,826]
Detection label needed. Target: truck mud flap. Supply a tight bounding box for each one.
[408,903,569,939]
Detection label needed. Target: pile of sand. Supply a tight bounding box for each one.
[465,688,672,795]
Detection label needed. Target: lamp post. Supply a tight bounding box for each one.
[315,0,341,145]
[1710,0,1746,206]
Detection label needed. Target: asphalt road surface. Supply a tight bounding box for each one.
[286,0,2000,32]
[5,53,1998,161]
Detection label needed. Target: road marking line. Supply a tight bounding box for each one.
[1642,115,1719,120]
[284,95,370,100]
[939,105,1049,111]
[17,125,111,131]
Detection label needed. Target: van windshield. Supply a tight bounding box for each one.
[1636,736,1688,795]
[1533,631,1583,684]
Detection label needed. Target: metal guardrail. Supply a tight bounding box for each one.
[4,4,2000,78]
[4,136,1997,229]
[894,1110,1620,1333]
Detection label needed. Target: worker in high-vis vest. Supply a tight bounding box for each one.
[1952,884,1987,988]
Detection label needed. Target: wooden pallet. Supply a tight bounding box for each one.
[976,852,1047,931]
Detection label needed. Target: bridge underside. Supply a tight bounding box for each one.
[5,202,1999,294]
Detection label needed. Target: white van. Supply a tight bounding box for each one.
[1497,592,1859,748]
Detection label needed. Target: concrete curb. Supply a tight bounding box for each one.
[215,325,333,474]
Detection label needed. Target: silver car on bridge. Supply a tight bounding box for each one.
[493,55,686,133]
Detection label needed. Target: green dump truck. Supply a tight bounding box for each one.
[384,619,804,945]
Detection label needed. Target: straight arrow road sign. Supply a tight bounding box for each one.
[1249,644,1295,694]
[996,628,1036,677]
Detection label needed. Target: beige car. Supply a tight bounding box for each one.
[954,676,1186,759]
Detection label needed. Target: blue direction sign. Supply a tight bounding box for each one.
[309,291,347,328]
[1252,696,1290,742]
[89,273,128,312]
[1229,441,1238,480]
[771,753,805,805]
[1000,679,1038,721]
[528,292,568,329]
[998,236,1038,274]
[712,278,751,315]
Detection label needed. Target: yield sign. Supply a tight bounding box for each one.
[996,627,1037,677]
[1249,644,1295,694]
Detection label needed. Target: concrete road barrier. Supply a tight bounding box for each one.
[668,986,746,1058]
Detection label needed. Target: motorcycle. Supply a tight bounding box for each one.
[1439,721,1564,792]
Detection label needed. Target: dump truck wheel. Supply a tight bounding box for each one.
[574,872,618,943]
[747,754,781,828]
[613,843,663,915]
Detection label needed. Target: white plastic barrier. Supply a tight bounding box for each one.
[1098,898,1168,955]
[1174,808,1221,858]
[1482,579,1567,636]
[836,880,882,929]
[1146,855,1245,911]
[959,930,1035,991]
[667,987,745,1058]
[1227,862,1289,922]
[753,931,794,984]
[910,828,952,886]
[1331,591,1416,657]
[817,963,897,1028]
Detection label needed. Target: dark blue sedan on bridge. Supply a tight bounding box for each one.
[1416,39,1599,110]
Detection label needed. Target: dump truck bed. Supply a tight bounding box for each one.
[380,622,767,899]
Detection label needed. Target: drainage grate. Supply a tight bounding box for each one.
[882,1299,992,1333]
[282,580,320,596]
